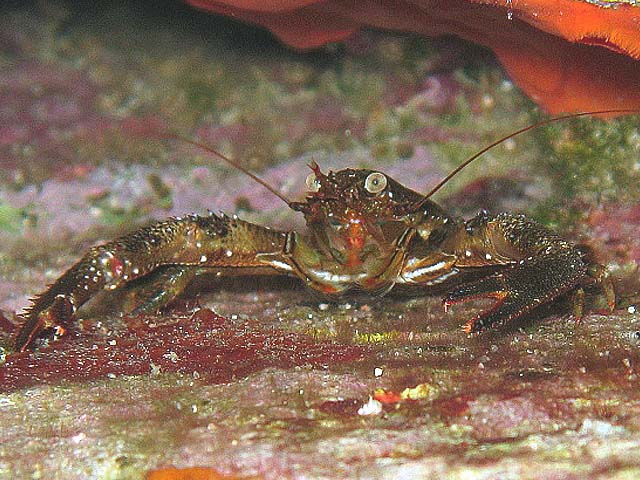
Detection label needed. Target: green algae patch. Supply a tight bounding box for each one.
[0,201,33,234]
[532,114,640,229]
[353,330,405,345]
[536,114,640,202]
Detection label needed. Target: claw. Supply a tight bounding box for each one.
[458,292,509,334]
[444,288,510,334]
[443,286,510,333]
[14,318,43,353]
[15,294,75,352]
[444,252,585,334]
[443,274,512,333]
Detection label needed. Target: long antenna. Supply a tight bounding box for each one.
[166,133,292,206]
[417,108,640,207]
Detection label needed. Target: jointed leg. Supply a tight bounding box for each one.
[15,213,290,351]
[121,265,199,316]
[443,213,600,333]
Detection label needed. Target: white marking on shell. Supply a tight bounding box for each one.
[267,260,293,272]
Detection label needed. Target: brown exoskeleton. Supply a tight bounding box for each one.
[15,111,631,352]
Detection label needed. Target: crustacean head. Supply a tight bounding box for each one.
[290,161,424,218]
[289,162,426,266]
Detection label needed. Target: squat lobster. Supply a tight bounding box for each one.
[15,110,633,351]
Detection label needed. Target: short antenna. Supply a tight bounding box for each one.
[166,133,291,206]
[417,108,640,207]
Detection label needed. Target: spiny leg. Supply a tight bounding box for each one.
[121,265,199,316]
[565,264,615,325]
[442,213,593,333]
[15,213,291,351]
[570,287,586,323]
[586,263,616,313]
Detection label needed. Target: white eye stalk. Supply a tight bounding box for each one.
[364,172,387,194]
[306,172,321,192]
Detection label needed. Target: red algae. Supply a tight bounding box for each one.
[432,394,474,417]
[0,309,369,393]
[587,202,640,265]
[317,398,361,416]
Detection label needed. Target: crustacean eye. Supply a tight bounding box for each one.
[364,172,387,194]
[306,172,321,192]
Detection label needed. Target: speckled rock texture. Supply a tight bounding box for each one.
[1,2,639,479]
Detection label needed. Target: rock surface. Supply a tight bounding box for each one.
[0,2,639,479]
